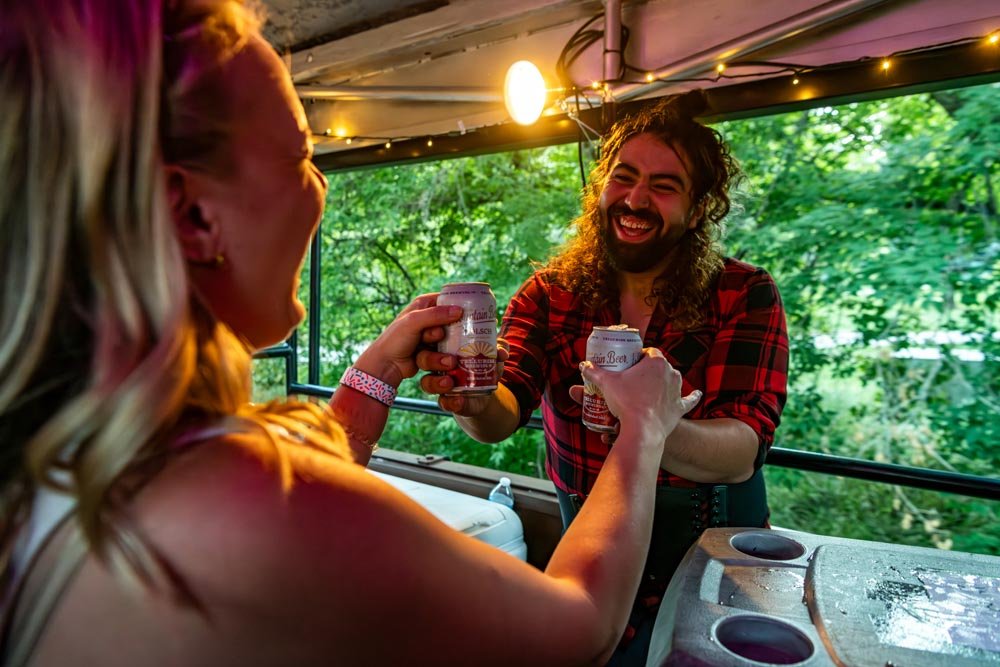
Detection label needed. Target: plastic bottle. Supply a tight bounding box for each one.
[488,476,515,509]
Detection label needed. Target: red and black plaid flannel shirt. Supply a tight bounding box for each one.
[499,257,789,496]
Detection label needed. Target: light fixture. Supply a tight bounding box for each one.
[384,141,391,149]
[792,76,800,85]
[988,32,999,45]
[427,138,434,147]
[645,72,655,82]
[715,63,726,74]
[881,58,891,71]
[504,60,547,126]
[345,137,353,145]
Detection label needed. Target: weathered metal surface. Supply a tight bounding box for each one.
[647,527,1000,666]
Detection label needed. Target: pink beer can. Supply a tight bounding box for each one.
[582,325,643,433]
[437,282,498,395]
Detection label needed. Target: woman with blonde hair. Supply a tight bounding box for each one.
[0,0,700,664]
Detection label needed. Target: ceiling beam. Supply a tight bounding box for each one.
[290,0,602,84]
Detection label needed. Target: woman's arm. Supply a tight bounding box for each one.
[147,351,699,666]
[321,351,698,664]
[328,293,463,465]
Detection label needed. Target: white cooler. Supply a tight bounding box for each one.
[370,471,528,561]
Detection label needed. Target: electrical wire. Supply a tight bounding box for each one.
[617,33,990,87]
[554,10,629,190]
[555,12,630,88]
[313,25,994,152]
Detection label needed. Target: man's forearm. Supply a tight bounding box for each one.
[453,383,522,443]
[660,417,759,483]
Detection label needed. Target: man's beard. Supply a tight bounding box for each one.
[602,204,682,273]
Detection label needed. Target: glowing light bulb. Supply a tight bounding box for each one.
[881,59,891,71]
[715,63,726,74]
[427,138,434,147]
[504,60,547,125]
[988,32,999,45]
[345,137,353,145]
[792,77,800,85]
[384,141,391,149]
[335,127,347,137]
[645,72,655,82]
[323,128,333,136]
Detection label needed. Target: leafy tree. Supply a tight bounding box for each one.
[253,83,999,554]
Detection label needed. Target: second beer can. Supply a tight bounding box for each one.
[582,325,643,433]
[437,282,498,395]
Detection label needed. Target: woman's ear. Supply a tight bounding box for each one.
[165,165,223,264]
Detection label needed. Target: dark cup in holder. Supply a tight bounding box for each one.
[714,615,814,665]
[730,531,806,561]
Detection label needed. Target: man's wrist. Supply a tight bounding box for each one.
[452,385,521,443]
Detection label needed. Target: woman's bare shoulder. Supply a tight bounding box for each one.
[37,431,409,664]
[133,430,390,558]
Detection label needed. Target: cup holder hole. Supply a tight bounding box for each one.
[715,615,814,665]
[731,532,805,561]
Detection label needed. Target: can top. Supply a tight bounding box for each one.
[592,324,640,335]
[439,282,494,297]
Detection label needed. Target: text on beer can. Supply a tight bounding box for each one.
[437,282,498,395]
[582,325,643,433]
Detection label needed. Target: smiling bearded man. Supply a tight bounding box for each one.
[553,93,734,330]
[599,141,700,275]
[419,90,790,667]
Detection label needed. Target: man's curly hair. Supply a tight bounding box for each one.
[545,90,742,329]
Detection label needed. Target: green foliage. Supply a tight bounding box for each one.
[304,146,583,388]
[253,83,999,555]
[718,86,999,553]
[250,357,288,403]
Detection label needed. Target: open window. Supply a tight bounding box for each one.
[252,0,1000,564]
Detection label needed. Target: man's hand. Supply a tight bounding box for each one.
[417,339,509,416]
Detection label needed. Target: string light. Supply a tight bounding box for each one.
[310,29,1000,151]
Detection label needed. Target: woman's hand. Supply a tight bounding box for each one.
[569,348,701,445]
[352,293,463,388]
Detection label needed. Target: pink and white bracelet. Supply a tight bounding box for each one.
[339,367,397,407]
